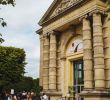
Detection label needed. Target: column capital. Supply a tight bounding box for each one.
[50,30,55,35]
[40,35,44,40]
[92,13,101,17]
[93,13,102,28]
[49,30,61,36]
[43,31,56,38]
[82,17,91,31]
[79,14,88,21]
[89,9,107,16]
[43,32,50,39]
[79,9,107,21]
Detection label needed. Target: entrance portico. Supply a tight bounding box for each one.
[37,0,110,100]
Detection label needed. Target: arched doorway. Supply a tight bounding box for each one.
[65,35,84,99]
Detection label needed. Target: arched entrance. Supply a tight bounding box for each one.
[65,35,84,99]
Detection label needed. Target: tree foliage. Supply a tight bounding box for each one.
[0,46,26,87]
[32,78,43,94]
[0,0,15,6]
[14,77,34,92]
[1,77,42,94]
[3,77,34,92]
[0,34,4,43]
[108,0,110,5]
[0,0,15,43]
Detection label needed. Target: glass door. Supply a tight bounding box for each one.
[74,60,84,100]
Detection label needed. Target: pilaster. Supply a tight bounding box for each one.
[39,35,44,87]
[103,13,110,89]
[57,42,61,91]
[60,56,66,97]
[43,35,49,90]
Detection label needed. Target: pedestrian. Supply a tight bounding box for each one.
[27,92,32,100]
[7,93,12,100]
[0,93,2,100]
[31,92,35,100]
[1,91,6,100]
[42,93,47,100]
[22,91,27,100]
[12,94,17,100]
[36,93,41,100]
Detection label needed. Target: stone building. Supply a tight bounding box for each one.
[37,0,110,100]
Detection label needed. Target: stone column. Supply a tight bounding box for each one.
[49,32,57,90]
[93,13,105,89]
[43,35,49,90]
[39,35,43,87]
[103,15,110,89]
[83,17,93,89]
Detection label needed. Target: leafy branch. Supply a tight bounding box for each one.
[0,0,15,43]
[107,0,110,8]
[0,34,4,43]
[0,18,7,44]
[0,0,15,6]
[0,18,7,27]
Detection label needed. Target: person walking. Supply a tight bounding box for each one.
[36,94,41,100]
[7,93,12,100]
[42,93,47,100]
[12,94,17,100]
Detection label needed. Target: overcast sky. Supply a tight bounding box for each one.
[0,0,53,79]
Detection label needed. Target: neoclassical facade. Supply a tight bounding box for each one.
[37,0,110,100]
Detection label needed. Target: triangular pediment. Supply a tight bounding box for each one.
[38,0,107,26]
[50,0,84,18]
[39,0,86,25]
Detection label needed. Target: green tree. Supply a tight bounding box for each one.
[1,77,42,93]
[15,77,34,92]
[0,46,26,91]
[108,0,110,6]
[33,78,43,94]
[0,0,15,6]
[0,34,4,43]
[3,76,34,92]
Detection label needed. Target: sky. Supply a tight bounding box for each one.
[0,0,53,79]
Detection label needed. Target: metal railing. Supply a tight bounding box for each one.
[69,84,84,100]
[56,96,81,100]
[56,85,84,100]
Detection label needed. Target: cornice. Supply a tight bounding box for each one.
[42,3,107,34]
[36,28,42,35]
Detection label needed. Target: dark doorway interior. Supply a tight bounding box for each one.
[73,60,84,100]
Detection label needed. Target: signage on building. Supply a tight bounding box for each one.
[67,38,83,53]
[11,89,14,94]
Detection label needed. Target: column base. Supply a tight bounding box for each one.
[80,90,110,100]
[41,91,62,100]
